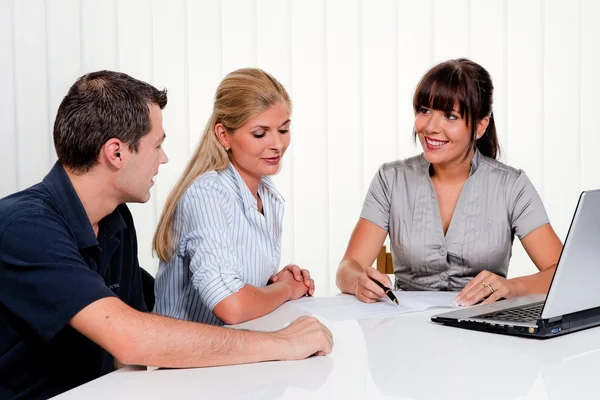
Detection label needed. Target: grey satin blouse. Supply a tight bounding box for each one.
[361,150,549,291]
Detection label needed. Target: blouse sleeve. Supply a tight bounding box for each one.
[180,179,245,311]
[508,171,550,239]
[360,164,393,230]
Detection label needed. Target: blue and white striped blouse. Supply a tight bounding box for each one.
[153,163,285,326]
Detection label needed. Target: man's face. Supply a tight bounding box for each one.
[118,103,168,203]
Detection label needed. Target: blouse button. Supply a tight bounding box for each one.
[440,272,448,281]
[438,247,447,256]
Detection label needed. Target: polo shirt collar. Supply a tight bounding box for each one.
[42,162,126,249]
[100,206,127,238]
[222,162,284,210]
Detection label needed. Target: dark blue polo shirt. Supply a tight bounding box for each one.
[0,162,147,400]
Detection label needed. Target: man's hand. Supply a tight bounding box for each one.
[273,316,333,360]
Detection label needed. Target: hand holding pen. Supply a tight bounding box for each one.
[370,278,399,305]
[354,267,397,304]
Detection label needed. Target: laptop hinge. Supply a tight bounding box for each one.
[548,316,562,323]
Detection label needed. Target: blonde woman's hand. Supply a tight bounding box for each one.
[275,269,310,300]
[270,264,315,296]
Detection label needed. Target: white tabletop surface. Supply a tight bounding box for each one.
[53,299,600,400]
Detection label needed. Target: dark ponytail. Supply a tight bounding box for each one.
[475,112,499,159]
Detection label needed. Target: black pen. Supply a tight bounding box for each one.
[370,278,399,305]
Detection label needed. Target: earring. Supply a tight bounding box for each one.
[224,147,229,152]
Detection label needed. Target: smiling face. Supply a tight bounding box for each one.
[118,103,169,203]
[216,102,291,190]
[414,103,489,168]
[415,104,472,166]
[412,60,497,167]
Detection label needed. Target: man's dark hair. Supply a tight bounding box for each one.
[53,70,168,173]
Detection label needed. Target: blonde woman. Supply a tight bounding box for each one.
[153,68,314,326]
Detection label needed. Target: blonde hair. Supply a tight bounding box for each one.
[153,68,291,262]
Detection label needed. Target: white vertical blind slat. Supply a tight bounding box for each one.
[581,0,600,192]
[187,0,222,147]
[80,0,118,71]
[470,0,506,159]
[433,0,469,62]
[0,0,18,197]
[257,0,295,268]
[290,0,329,294]
[152,0,190,209]
[222,0,256,73]
[397,0,433,162]
[544,0,581,239]
[46,0,81,167]
[118,0,157,274]
[13,0,50,190]
[362,0,398,193]
[326,0,362,294]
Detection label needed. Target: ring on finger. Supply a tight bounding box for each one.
[486,283,494,294]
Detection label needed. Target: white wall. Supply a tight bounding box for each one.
[1,0,599,296]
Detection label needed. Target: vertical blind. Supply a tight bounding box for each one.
[1,0,599,295]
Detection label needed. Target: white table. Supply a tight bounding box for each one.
[53,300,600,399]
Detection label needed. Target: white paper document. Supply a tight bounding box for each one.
[291,291,460,321]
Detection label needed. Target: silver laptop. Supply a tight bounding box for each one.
[431,189,600,338]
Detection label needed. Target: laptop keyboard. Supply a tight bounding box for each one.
[474,302,544,323]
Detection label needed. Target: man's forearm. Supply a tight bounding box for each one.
[71,297,285,368]
[123,309,284,367]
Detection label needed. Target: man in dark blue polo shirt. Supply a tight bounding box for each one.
[0,71,333,400]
